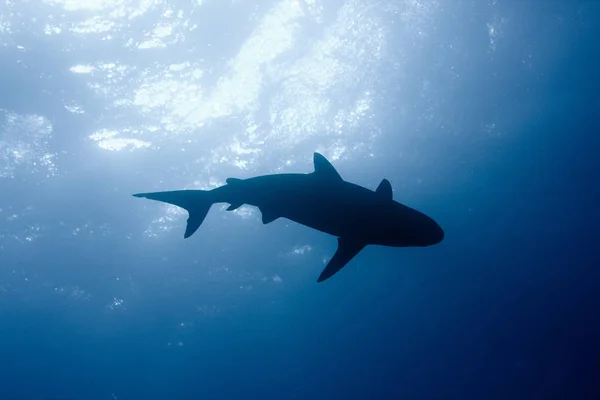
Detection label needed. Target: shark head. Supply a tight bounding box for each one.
[412,213,444,246]
[369,200,444,248]
[397,209,444,247]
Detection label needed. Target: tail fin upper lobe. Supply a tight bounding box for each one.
[133,190,212,238]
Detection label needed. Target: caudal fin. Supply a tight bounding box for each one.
[133,190,213,238]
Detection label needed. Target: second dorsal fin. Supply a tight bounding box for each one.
[375,179,393,200]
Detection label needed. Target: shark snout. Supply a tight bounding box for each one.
[431,222,444,244]
[421,215,444,246]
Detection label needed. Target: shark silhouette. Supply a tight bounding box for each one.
[133,152,444,282]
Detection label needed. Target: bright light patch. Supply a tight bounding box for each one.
[54,285,91,301]
[71,17,115,35]
[487,14,507,52]
[0,16,11,35]
[44,24,63,35]
[44,0,157,14]
[96,137,151,152]
[44,0,121,11]
[291,244,312,255]
[143,209,185,238]
[65,103,85,114]
[0,111,57,179]
[130,0,305,134]
[89,129,152,151]
[133,77,206,128]
[68,0,389,168]
[232,206,255,219]
[12,223,44,243]
[70,64,95,74]
[138,22,177,49]
[43,0,164,35]
[106,297,125,310]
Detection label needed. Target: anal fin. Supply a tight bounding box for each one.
[260,209,280,224]
[226,202,243,211]
[317,238,366,282]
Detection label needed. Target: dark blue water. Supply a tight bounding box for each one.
[1,1,598,399]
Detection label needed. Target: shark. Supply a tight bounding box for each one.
[133,152,444,282]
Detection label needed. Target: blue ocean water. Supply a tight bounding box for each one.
[1,0,599,399]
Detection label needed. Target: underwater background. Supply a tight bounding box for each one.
[1,0,598,399]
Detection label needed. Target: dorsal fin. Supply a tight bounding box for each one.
[375,179,393,200]
[313,152,342,181]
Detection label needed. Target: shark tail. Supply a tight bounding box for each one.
[133,190,213,238]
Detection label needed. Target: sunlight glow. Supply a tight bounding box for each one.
[58,0,387,168]
[1,0,440,241]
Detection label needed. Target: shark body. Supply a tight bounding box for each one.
[134,152,444,282]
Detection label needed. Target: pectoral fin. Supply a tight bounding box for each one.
[317,238,366,282]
